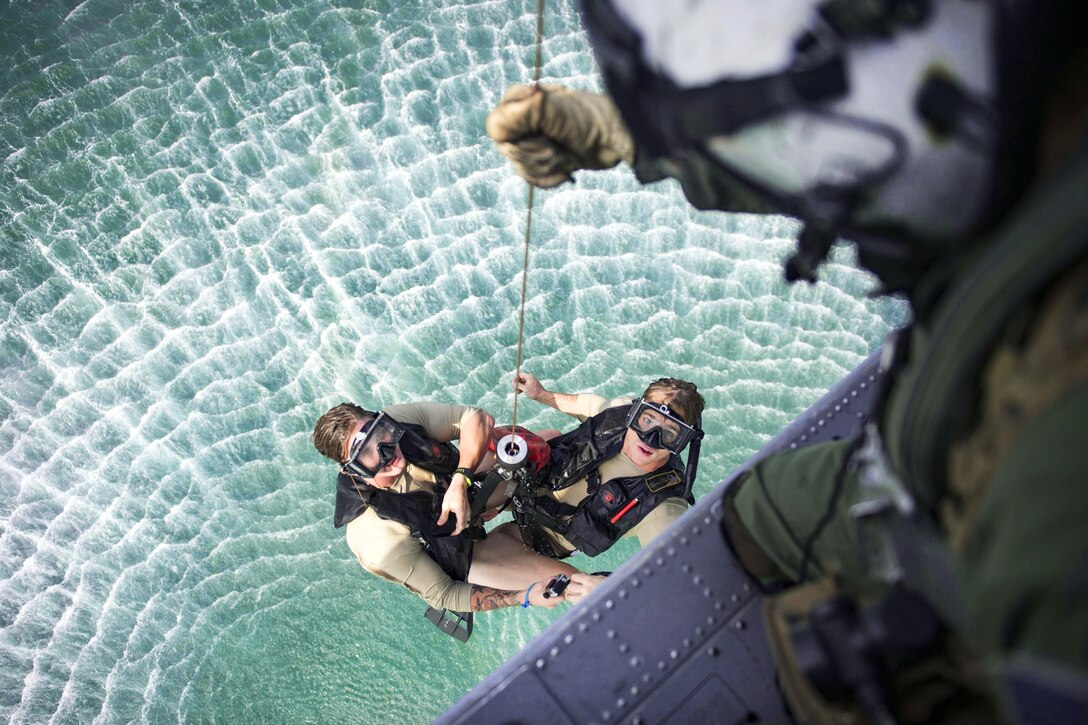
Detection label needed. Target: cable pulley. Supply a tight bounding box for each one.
[496,433,528,471]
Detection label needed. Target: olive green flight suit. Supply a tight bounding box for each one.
[731,146,1088,682]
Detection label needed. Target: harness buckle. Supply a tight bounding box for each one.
[850,423,915,585]
[850,423,968,631]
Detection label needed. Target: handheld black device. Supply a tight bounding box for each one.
[543,574,571,599]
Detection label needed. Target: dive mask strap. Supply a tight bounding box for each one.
[681,421,703,500]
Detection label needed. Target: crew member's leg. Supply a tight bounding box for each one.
[468,523,577,589]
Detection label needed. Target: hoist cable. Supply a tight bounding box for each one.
[510,0,545,437]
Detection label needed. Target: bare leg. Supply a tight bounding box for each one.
[468,522,578,590]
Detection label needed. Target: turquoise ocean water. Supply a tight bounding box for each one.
[0,1,908,722]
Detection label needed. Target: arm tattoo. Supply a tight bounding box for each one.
[470,585,522,612]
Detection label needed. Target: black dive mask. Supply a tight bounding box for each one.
[624,399,702,454]
[343,412,405,478]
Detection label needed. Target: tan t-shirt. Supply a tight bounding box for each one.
[540,394,690,556]
[343,402,481,612]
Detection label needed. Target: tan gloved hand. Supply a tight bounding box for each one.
[486,84,636,188]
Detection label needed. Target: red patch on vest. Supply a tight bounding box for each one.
[432,445,441,456]
[603,490,615,504]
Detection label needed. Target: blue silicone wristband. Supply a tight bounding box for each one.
[521,583,535,609]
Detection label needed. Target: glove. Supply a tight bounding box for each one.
[486,84,636,188]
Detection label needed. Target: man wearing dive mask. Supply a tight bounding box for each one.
[313,401,577,622]
[506,373,705,564]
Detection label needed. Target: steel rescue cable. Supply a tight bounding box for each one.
[509,0,545,444]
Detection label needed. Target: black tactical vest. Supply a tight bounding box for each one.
[522,406,692,557]
[333,420,471,580]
